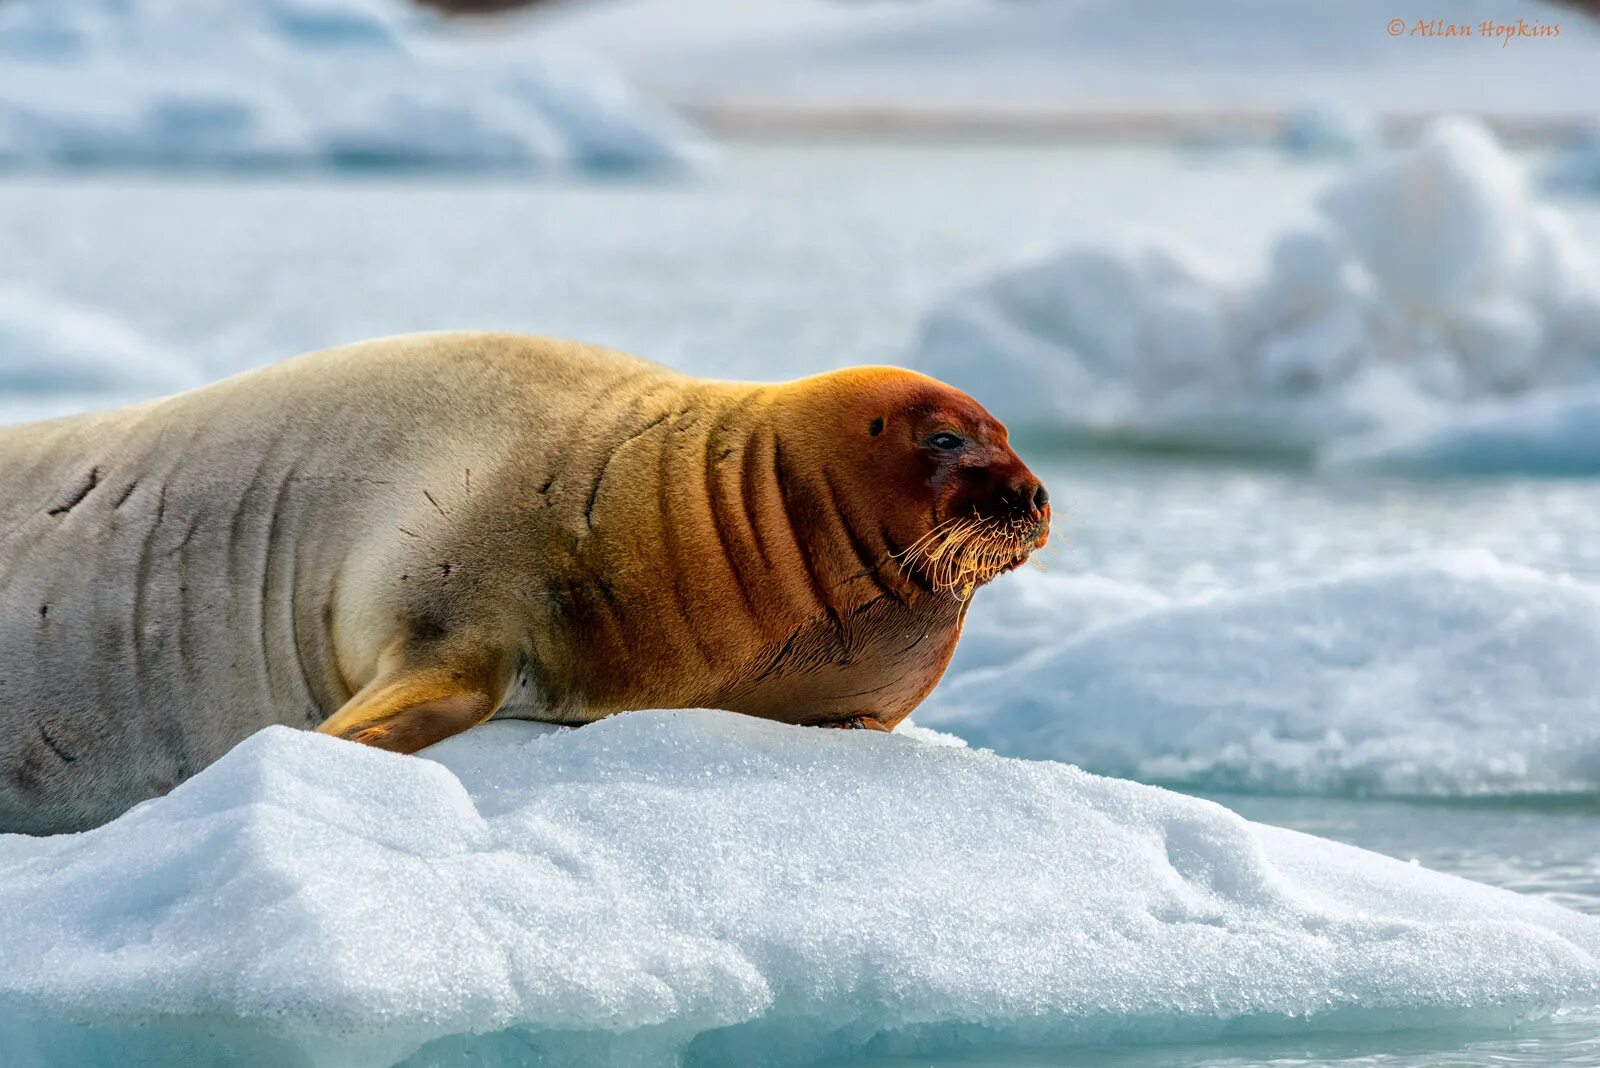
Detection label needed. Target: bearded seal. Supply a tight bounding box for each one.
[0,332,1050,833]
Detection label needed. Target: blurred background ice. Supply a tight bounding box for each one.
[3,1,1600,1066]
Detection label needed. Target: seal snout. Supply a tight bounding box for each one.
[994,469,1051,548]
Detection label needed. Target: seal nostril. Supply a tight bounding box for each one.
[1032,484,1049,511]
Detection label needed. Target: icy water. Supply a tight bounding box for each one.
[2,142,1598,1066]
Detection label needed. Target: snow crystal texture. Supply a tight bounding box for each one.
[0,0,703,171]
[1,712,1598,1068]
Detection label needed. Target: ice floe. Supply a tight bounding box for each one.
[927,551,1600,798]
[1,712,1597,1067]
[910,117,1600,466]
[0,0,703,171]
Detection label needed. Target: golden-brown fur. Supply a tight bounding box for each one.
[0,333,1047,831]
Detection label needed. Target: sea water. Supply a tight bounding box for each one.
[0,141,1597,1066]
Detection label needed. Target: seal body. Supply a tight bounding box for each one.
[0,333,1048,833]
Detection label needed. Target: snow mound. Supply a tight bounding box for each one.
[923,551,1600,798]
[0,0,702,171]
[1,713,1598,1066]
[911,117,1600,462]
[0,286,196,422]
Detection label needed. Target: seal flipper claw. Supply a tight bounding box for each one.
[317,648,512,755]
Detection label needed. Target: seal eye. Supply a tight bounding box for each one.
[926,431,966,452]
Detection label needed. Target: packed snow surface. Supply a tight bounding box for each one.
[931,551,1600,797]
[0,0,702,171]
[911,117,1600,464]
[1,713,1598,1067]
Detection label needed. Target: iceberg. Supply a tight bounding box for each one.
[910,118,1600,464]
[925,551,1600,798]
[0,0,704,172]
[1,712,1598,1067]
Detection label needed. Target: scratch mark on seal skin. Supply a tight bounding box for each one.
[738,430,776,570]
[47,466,100,515]
[398,527,420,539]
[755,625,805,683]
[772,441,845,641]
[586,412,669,531]
[828,679,897,701]
[258,461,299,706]
[464,468,472,496]
[821,465,902,604]
[289,561,321,726]
[702,410,761,623]
[131,468,167,686]
[113,480,140,509]
[657,409,719,667]
[161,516,202,559]
[900,630,929,654]
[36,722,76,764]
[423,490,448,518]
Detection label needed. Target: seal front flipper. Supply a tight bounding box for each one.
[316,642,513,754]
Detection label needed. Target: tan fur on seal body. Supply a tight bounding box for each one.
[0,333,1049,833]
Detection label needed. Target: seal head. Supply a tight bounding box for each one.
[775,366,1050,601]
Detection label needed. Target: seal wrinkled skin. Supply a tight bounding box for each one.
[0,333,1048,833]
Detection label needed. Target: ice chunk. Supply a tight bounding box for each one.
[910,117,1600,464]
[1544,122,1600,194]
[1279,103,1378,159]
[0,0,704,172]
[924,551,1600,797]
[1,712,1598,1066]
[0,286,197,421]
[1319,117,1529,311]
[1327,389,1600,476]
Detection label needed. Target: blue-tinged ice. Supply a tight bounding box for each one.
[934,551,1600,797]
[0,0,705,172]
[910,118,1600,470]
[0,286,197,424]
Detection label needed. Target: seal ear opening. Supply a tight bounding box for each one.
[316,653,510,755]
[869,418,884,436]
